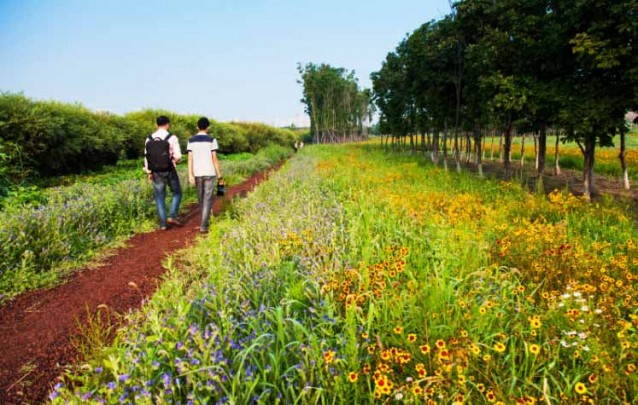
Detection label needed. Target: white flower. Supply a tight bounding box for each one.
[406,377,413,383]
[558,303,565,307]
[578,332,588,340]
[594,309,603,314]
[395,393,404,401]
[579,319,585,323]
[573,291,582,298]
[560,340,569,347]
[582,345,590,352]
[561,294,571,299]
[581,305,589,312]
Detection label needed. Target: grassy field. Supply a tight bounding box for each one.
[0,145,291,301]
[55,143,637,404]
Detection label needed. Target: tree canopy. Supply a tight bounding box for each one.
[371,0,638,199]
[298,63,373,144]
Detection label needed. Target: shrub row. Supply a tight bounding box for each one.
[0,93,299,184]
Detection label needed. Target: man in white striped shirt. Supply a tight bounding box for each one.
[187,117,222,233]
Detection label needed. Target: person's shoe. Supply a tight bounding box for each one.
[167,218,183,227]
[160,225,170,231]
[199,228,209,234]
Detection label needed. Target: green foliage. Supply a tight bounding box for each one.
[0,93,298,185]
[371,0,637,195]
[55,144,638,403]
[0,176,156,299]
[0,146,291,300]
[298,63,373,143]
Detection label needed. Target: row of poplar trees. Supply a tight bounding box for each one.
[371,0,638,199]
[298,63,374,144]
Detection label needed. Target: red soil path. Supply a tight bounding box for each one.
[0,164,282,404]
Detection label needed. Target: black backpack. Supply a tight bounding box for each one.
[145,133,174,172]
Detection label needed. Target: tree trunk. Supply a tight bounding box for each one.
[536,122,547,191]
[432,130,440,164]
[490,129,496,160]
[475,124,483,178]
[482,126,488,160]
[534,132,539,170]
[619,126,630,190]
[520,132,526,168]
[498,130,504,163]
[582,136,596,200]
[503,114,513,179]
[443,122,449,171]
[554,130,561,176]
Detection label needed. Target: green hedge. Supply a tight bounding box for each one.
[0,93,298,183]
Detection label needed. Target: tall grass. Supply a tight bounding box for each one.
[0,145,291,301]
[55,144,637,404]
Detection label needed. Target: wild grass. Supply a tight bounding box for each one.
[0,145,291,301]
[54,144,637,404]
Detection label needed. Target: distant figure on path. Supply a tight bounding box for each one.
[187,117,222,233]
[144,115,183,230]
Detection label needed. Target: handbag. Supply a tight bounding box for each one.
[216,177,226,196]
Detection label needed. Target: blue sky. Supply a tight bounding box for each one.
[0,0,450,126]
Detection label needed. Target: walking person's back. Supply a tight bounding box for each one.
[187,117,222,233]
[144,115,183,230]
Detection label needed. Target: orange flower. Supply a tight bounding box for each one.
[323,350,336,364]
[420,344,431,354]
[435,339,446,349]
[493,342,506,353]
[348,372,358,383]
[394,326,404,335]
[408,333,417,343]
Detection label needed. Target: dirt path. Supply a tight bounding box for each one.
[0,164,282,404]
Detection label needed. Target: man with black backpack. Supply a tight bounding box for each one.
[144,115,183,230]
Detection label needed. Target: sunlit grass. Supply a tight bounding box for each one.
[55,143,637,404]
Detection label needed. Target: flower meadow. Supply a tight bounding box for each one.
[54,143,637,404]
[0,145,291,300]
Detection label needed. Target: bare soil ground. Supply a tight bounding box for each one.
[0,164,281,404]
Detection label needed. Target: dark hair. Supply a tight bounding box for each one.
[197,117,210,130]
[157,115,170,126]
